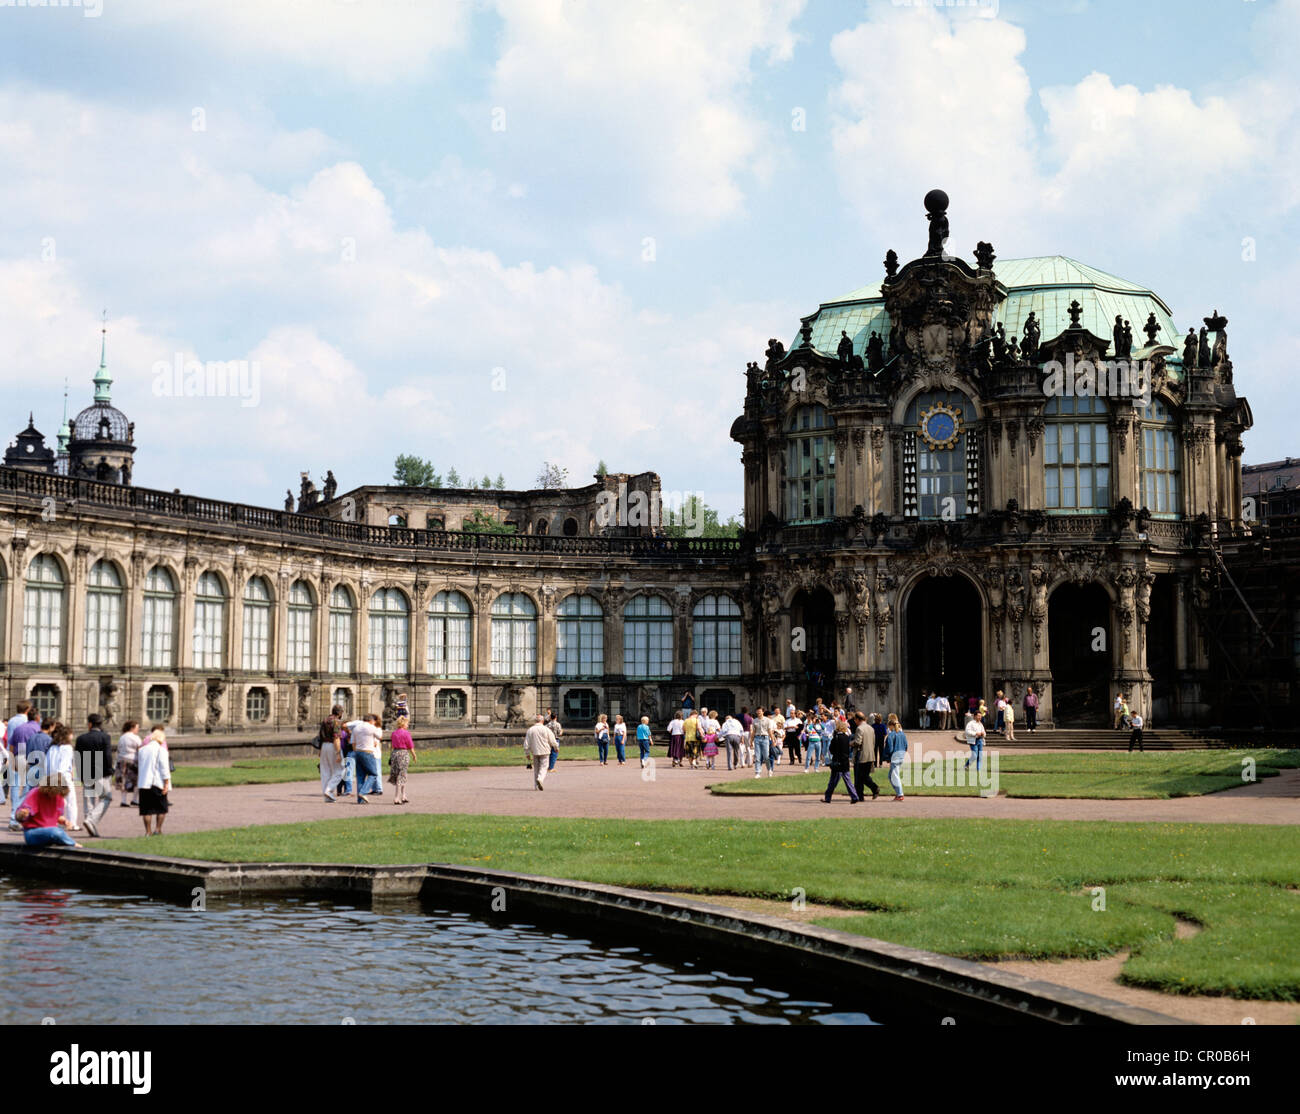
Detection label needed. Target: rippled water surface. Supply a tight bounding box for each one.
[0,878,877,1025]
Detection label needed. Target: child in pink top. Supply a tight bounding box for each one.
[16,784,81,848]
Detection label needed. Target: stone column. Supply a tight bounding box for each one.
[6,537,29,668]
[68,543,89,672]
[126,552,146,673]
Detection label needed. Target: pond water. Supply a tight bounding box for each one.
[0,877,878,1025]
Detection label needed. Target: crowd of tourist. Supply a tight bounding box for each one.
[0,699,173,845]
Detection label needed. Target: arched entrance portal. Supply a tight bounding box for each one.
[904,575,983,728]
[791,588,836,706]
[1048,582,1112,726]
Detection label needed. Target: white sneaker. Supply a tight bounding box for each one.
[754,772,761,778]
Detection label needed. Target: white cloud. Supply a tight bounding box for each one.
[489,0,806,221]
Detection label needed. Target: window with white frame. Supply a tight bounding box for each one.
[556,594,603,679]
[328,585,355,674]
[286,580,314,674]
[1139,397,1181,516]
[242,576,272,671]
[83,559,123,667]
[146,685,174,724]
[490,593,537,677]
[434,688,467,719]
[1044,395,1110,511]
[141,565,176,668]
[428,590,472,678]
[193,571,227,670]
[368,588,410,676]
[22,554,64,665]
[692,594,741,677]
[623,594,673,679]
[245,686,270,723]
[786,405,835,521]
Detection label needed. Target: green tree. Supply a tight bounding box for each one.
[535,462,569,489]
[393,454,438,487]
[595,459,608,479]
[662,495,742,538]
[481,474,492,489]
[447,467,462,487]
[462,508,517,534]
[495,474,506,489]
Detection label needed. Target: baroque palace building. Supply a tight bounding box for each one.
[0,192,1267,733]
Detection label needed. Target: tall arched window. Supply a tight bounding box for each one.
[1139,397,1181,517]
[286,580,314,674]
[22,554,64,665]
[368,588,410,676]
[193,572,227,669]
[83,560,123,667]
[141,565,177,669]
[786,405,835,521]
[692,594,741,678]
[556,594,603,679]
[242,576,272,671]
[429,590,472,679]
[1044,395,1110,511]
[490,593,537,677]
[328,586,355,674]
[624,594,673,679]
[903,391,978,518]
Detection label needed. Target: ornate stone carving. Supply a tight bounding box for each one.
[1025,416,1044,455]
[987,419,1001,455]
[98,678,120,729]
[205,680,225,734]
[1109,410,1131,454]
[1136,569,1155,626]
[852,428,866,466]
[873,573,894,652]
[870,426,885,465]
[1006,567,1026,654]
[1182,424,1211,463]
[1005,418,1019,457]
[1030,565,1048,653]
[987,569,1005,652]
[1114,565,1137,654]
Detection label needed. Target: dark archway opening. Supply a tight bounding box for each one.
[1147,574,1178,724]
[791,587,836,706]
[905,574,983,728]
[1049,582,1112,726]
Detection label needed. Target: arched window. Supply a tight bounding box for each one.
[193,572,227,670]
[1139,398,1181,517]
[141,565,177,669]
[368,588,410,676]
[22,554,64,665]
[692,594,741,678]
[83,559,123,667]
[623,594,673,679]
[536,518,549,536]
[429,590,472,679]
[328,585,355,674]
[242,576,272,671]
[556,594,603,679]
[1044,395,1110,511]
[286,580,314,674]
[903,391,978,518]
[786,405,835,521]
[562,517,579,537]
[490,593,537,677]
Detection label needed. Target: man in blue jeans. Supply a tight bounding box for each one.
[7,704,40,830]
[750,707,774,778]
[964,711,987,773]
[345,714,383,803]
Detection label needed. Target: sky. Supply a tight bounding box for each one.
[1,0,1297,519]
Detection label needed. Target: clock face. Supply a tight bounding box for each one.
[919,403,962,451]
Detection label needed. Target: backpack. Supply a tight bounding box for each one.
[315,717,338,750]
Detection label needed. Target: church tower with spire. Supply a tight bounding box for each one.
[68,314,135,485]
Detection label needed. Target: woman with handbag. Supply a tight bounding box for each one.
[594,715,611,766]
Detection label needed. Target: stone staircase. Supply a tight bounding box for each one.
[965,727,1240,750]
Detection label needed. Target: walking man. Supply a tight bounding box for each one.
[75,713,114,838]
[1128,710,1145,752]
[345,713,383,804]
[851,713,880,801]
[1023,685,1039,733]
[524,714,556,790]
[964,710,987,773]
[545,708,563,773]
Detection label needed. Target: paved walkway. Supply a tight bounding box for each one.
[9,753,1295,840]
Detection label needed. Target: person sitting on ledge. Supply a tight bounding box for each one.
[15,779,83,849]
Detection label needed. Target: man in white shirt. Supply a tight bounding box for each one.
[937,694,952,731]
[1128,711,1145,753]
[345,715,383,803]
[524,715,556,790]
[964,711,987,773]
[750,708,776,778]
[720,715,743,771]
[924,693,937,730]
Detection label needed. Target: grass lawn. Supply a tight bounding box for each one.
[118,814,1300,1001]
[708,748,1300,799]
[173,745,607,788]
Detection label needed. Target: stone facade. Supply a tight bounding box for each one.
[0,193,1258,731]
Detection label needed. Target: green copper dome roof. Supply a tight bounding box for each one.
[799,255,1184,369]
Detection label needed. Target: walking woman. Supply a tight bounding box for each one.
[387,715,415,804]
[612,715,628,765]
[666,711,685,768]
[821,716,860,803]
[884,714,908,802]
[683,710,703,769]
[116,720,141,808]
[136,727,172,835]
[635,716,652,768]
[594,714,611,766]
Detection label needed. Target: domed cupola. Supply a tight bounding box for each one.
[68,318,135,486]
